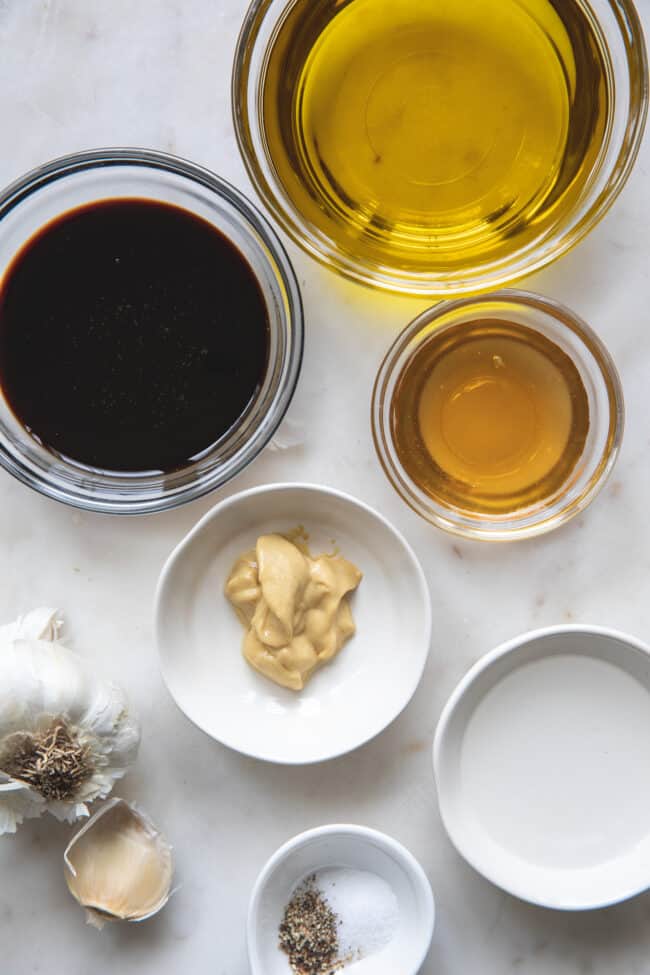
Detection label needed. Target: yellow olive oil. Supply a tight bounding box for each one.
[391,320,590,514]
[263,0,610,273]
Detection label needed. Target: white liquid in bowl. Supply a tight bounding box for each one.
[461,654,650,869]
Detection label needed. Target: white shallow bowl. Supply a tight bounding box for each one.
[434,626,650,910]
[248,824,435,975]
[155,483,431,764]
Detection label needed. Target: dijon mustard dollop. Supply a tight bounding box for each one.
[225,534,362,691]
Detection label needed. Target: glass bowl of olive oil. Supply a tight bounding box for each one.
[233,0,647,296]
[372,291,623,540]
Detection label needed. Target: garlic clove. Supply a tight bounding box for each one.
[64,798,173,928]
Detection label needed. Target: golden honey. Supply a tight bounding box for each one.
[262,0,609,273]
[391,320,590,514]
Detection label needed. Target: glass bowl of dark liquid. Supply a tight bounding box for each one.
[0,149,303,513]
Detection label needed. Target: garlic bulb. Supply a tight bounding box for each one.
[64,798,173,928]
[0,609,140,835]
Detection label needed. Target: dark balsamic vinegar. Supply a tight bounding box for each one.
[0,199,270,472]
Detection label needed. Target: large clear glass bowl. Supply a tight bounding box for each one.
[371,290,624,540]
[0,149,303,514]
[233,0,648,296]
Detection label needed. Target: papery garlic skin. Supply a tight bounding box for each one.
[64,798,173,928]
[0,779,45,834]
[0,609,140,835]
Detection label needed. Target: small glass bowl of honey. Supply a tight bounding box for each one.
[372,291,623,540]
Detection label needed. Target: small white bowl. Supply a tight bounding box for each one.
[434,625,650,910]
[248,824,435,975]
[155,483,431,764]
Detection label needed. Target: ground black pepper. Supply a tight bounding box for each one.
[278,876,343,975]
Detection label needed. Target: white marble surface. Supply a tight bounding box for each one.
[1,1,650,972]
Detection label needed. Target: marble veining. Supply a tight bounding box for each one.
[1,1,650,973]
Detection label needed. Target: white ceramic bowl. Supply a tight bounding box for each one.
[434,625,650,910]
[247,824,435,975]
[155,483,432,764]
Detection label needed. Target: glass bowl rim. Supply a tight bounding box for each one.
[371,288,625,541]
[0,147,305,515]
[232,0,649,296]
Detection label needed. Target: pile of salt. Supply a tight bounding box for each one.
[313,867,400,965]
